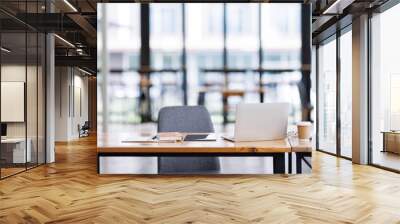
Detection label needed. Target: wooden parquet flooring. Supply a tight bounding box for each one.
[1,135,400,224]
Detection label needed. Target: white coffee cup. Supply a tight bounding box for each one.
[297,121,312,140]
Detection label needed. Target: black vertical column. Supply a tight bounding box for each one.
[336,29,341,156]
[299,3,312,122]
[222,3,228,124]
[182,4,188,105]
[258,4,263,103]
[139,4,152,122]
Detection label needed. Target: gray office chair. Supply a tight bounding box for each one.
[157,106,220,174]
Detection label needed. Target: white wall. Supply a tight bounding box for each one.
[1,64,46,164]
[1,65,39,138]
[55,67,89,141]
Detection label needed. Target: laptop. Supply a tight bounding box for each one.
[223,103,289,142]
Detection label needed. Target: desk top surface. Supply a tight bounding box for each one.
[97,132,312,154]
[288,137,313,152]
[381,131,400,134]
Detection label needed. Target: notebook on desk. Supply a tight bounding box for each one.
[121,132,217,143]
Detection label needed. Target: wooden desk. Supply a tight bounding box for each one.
[288,137,312,173]
[98,134,291,154]
[97,133,292,174]
[382,131,400,154]
[1,138,32,164]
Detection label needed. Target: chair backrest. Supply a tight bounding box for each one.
[157,106,214,133]
[82,121,90,129]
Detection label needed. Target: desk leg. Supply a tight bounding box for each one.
[97,154,100,174]
[273,153,285,174]
[296,153,302,174]
[296,152,312,174]
[288,153,292,174]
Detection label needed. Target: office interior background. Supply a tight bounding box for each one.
[97,2,400,172]
[0,0,400,223]
[0,0,399,177]
[0,0,97,179]
[97,3,308,130]
[0,1,400,190]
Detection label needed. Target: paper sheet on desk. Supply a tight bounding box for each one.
[121,136,156,143]
[121,137,180,143]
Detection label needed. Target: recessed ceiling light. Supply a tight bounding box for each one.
[63,0,78,12]
[322,0,353,15]
[1,47,11,53]
[78,67,93,76]
[54,34,75,48]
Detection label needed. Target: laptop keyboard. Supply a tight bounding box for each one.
[184,134,209,141]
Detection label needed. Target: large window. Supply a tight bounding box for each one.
[316,28,352,158]
[339,30,352,158]
[98,3,304,132]
[370,3,400,171]
[186,3,224,121]
[97,4,141,129]
[317,37,337,154]
[150,4,184,115]
[261,4,302,123]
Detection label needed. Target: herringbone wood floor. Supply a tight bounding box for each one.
[1,135,400,224]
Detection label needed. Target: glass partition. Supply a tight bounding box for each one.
[0,2,46,179]
[317,37,337,154]
[1,30,28,177]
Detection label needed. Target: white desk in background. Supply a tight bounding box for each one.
[1,138,32,163]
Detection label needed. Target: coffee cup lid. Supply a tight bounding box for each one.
[297,121,312,126]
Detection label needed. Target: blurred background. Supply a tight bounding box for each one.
[97,3,313,134]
